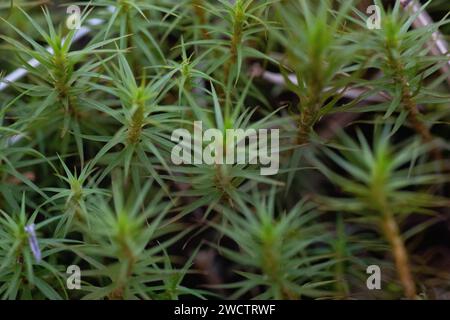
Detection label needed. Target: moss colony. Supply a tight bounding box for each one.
[0,0,449,300]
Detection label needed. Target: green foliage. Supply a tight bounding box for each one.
[314,125,448,217]
[274,0,365,145]
[0,0,448,300]
[213,189,334,299]
[0,195,65,299]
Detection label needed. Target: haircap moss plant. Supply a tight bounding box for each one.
[312,124,449,298]
[211,188,335,299]
[74,172,194,300]
[0,6,121,162]
[359,0,450,160]
[0,0,449,301]
[0,194,66,299]
[273,0,366,146]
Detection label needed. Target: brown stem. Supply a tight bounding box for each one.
[297,103,317,145]
[223,6,244,85]
[192,0,210,39]
[296,78,323,146]
[381,213,417,299]
[386,50,441,160]
[127,104,144,144]
[262,241,298,300]
[53,51,83,137]
[108,238,136,300]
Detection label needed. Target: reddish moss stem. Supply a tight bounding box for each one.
[192,0,210,39]
[223,3,244,85]
[262,240,298,300]
[386,50,441,160]
[297,104,317,145]
[373,178,416,299]
[381,213,417,299]
[127,104,144,144]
